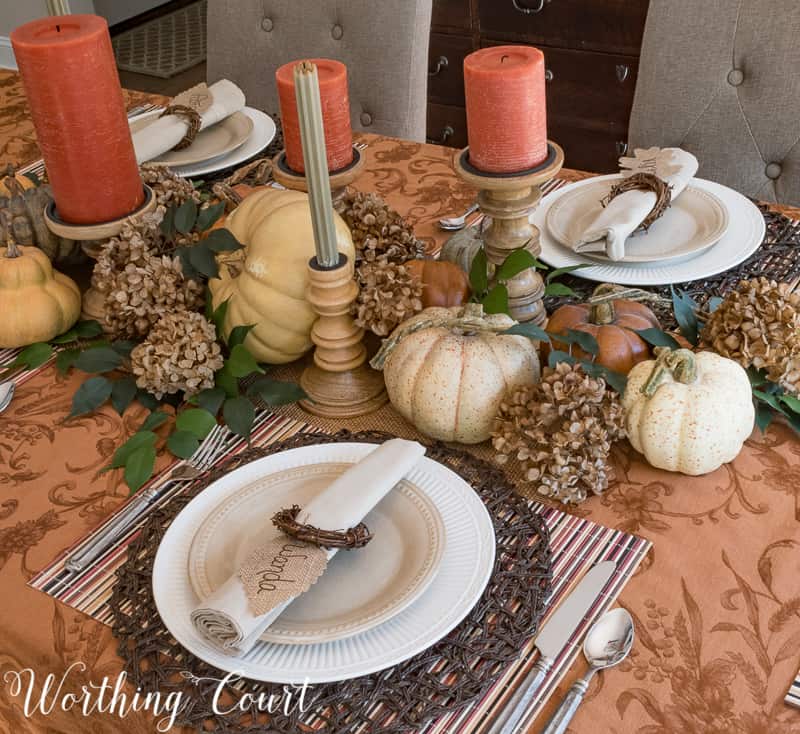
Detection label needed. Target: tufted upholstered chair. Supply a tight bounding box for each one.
[207,0,433,142]
[628,0,800,206]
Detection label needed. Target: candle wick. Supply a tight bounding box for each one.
[500,54,509,63]
[56,24,61,32]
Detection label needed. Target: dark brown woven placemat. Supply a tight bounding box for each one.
[544,206,800,327]
[108,430,553,734]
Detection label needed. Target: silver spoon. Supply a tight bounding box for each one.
[541,608,634,734]
[0,382,15,414]
[438,202,479,230]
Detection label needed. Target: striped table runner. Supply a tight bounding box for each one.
[30,402,650,733]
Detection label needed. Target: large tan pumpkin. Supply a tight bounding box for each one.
[208,188,356,364]
[0,242,81,347]
[371,304,541,443]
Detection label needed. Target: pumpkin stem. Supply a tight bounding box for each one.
[1,210,21,258]
[588,283,669,325]
[641,347,698,397]
[370,303,514,370]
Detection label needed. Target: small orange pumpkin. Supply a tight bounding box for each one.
[547,284,661,374]
[406,259,471,308]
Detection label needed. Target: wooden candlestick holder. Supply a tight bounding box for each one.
[299,254,387,418]
[272,146,364,213]
[454,142,564,326]
[43,184,158,323]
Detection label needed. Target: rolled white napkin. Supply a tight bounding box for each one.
[190,438,426,656]
[572,147,699,261]
[133,79,246,164]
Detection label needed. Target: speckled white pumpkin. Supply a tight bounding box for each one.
[623,349,754,475]
[375,305,541,444]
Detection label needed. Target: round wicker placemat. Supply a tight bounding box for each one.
[108,430,553,734]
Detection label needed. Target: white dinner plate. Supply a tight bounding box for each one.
[188,462,446,645]
[546,178,729,263]
[534,175,765,286]
[131,110,254,167]
[131,107,276,178]
[152,443,496,683]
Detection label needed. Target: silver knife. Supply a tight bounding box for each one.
[486,560,616,734]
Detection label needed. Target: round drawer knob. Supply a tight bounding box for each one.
[261,16,273,32]
[727,68,745,86]
[360,112,373,127]
[331,24,344,40]
[765,162,783,179]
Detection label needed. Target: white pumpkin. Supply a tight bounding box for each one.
[623,348,754,475]
[371,304,541,444]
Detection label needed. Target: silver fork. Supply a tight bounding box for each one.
[64,423,229,573]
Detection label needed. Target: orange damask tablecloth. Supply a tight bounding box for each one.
[1,69,800,734]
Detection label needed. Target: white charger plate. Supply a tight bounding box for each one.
[131,107,276,178]
[546,178,729,263]
[534,175,765,285]
[188,463,446,645]
[152,443,496,683]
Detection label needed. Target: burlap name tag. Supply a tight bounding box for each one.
[173,82,213,115]
[238,537,328,617]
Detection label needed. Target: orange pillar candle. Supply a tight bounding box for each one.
[276,58,353,174]
[464,46,548,174]
[11,15,143,224]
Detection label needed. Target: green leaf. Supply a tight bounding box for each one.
[755,403,774,433]
[210,297,230,336]
[227,343,265,377]
[125,444,156,493]
[227,324,255,349]
[10,342,53,369]
[779,394,800,413]
[548,350,577,368]
[160,206,176,238]
[482,284,509,315]
[204,228,242,252]
[671,287,699,346]
[176,407,217,439]
[195,201,226,232]
[110,376,137,415]
[747,367,770,388]
[469,247,488,296]
[74,346,122,373]
[175,246,199,280]
[707,296,724,313]
[141,410,169,431]
[111,340,137,358]
[110,430,157,468]
[558,329,600,356]
[544,282,578,298]
[223,395,256,439]
[136,389,160,411]
[247,377,307,406]
[69,376,113,417]
[188,243,220,279]
[502,323,551,343]
[174,198,198,234]
[167,430,200,459]
[55,348,80,375]
[634,328,682,350]
[193,386,226,416]
[496,248,538,282]
[579,360,628,394]
[545,264,591,283]
[215,362,239,397]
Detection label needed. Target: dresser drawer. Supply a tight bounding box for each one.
[549,120,628,173]
[432,0,472,32]
[478,0,650,56]
[428,33,472,106]
[426,103,467,148]
[542,47,638,127]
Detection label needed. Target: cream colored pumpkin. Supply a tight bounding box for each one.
[371,304,541,443]
[623,348,754,475]
[0,242,81,348]
[208,188,355,364]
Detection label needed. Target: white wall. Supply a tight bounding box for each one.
[0,0,97,69]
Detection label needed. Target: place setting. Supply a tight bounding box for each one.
[3,4,800,734]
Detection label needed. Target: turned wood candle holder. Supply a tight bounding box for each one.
[43,183,158,323]
[454,142,564,326]
[272,146,364,213]
[299,253,387,418]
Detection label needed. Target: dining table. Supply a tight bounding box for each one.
[1,67,800,734]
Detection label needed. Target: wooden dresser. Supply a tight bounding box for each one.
[426,0,650,172]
